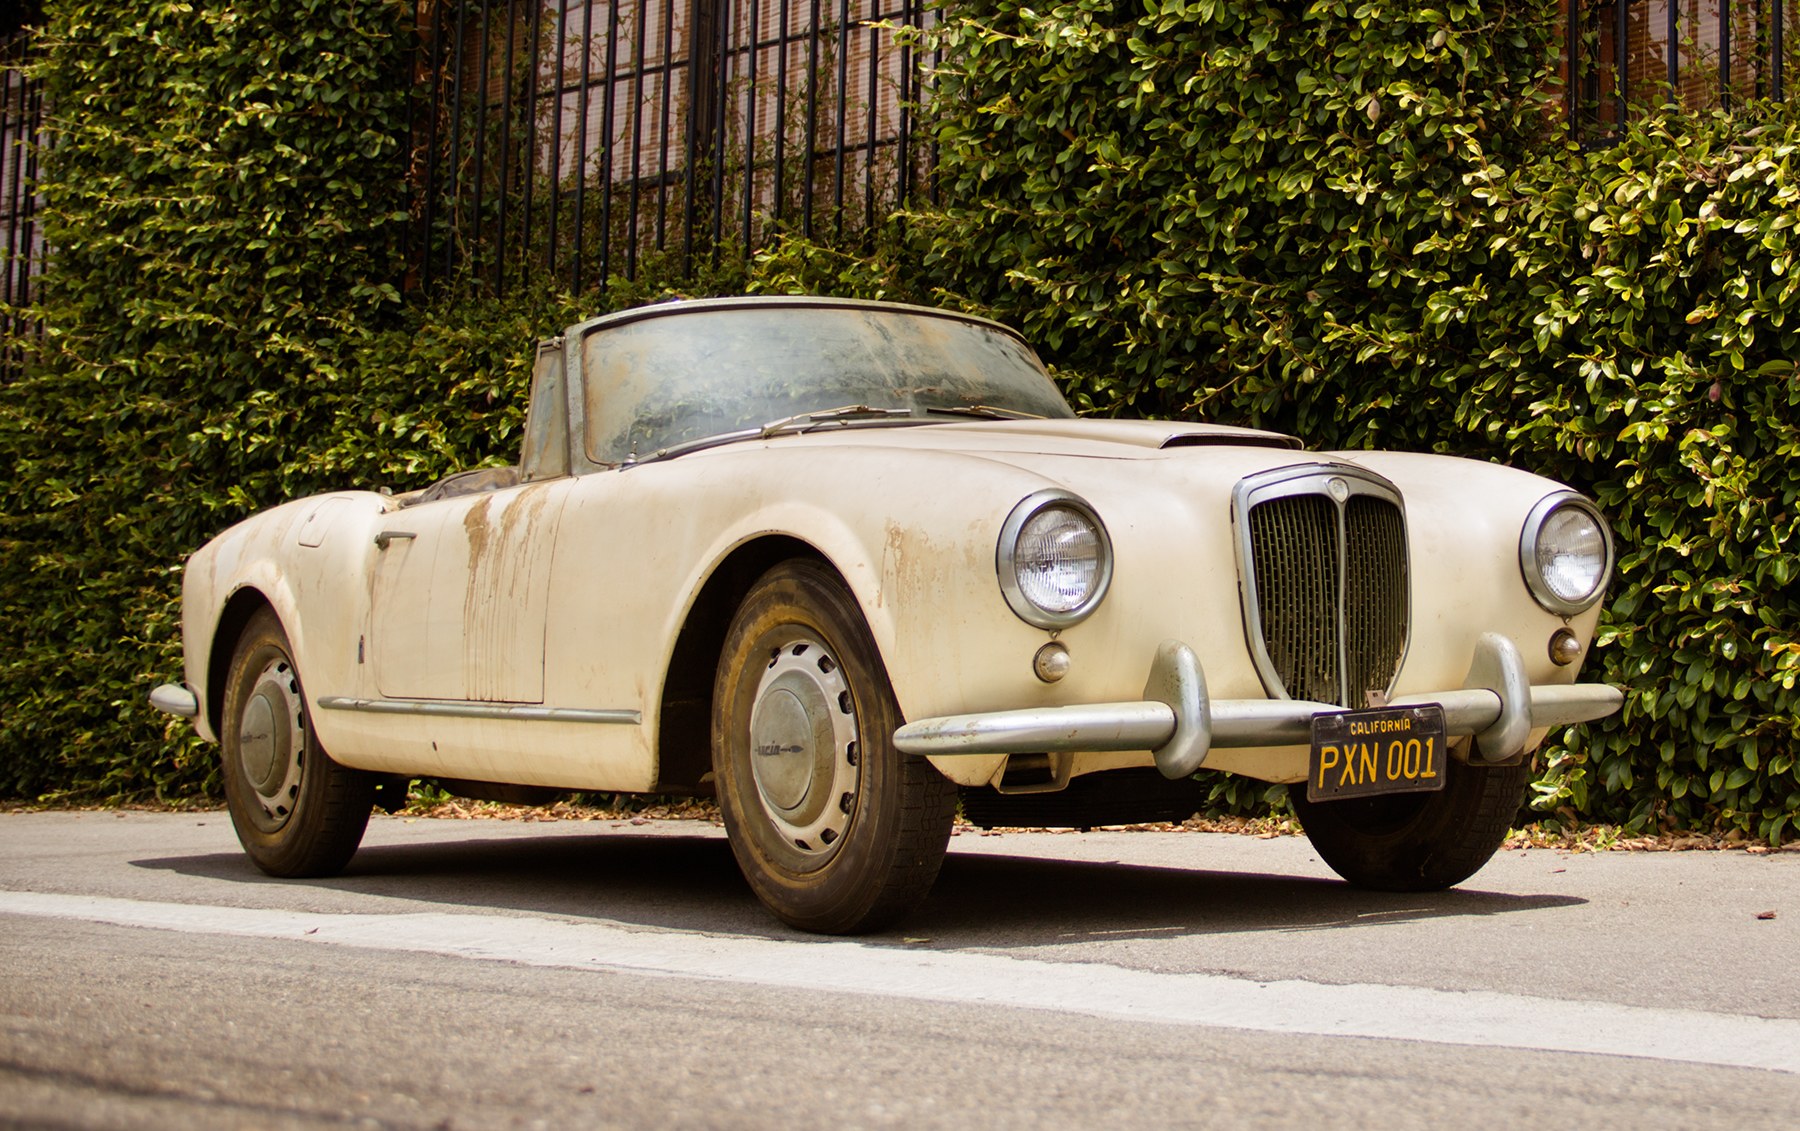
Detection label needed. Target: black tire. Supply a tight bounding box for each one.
[712,560,956,933]
[220,608,374,877]
[1290,755,1529,891]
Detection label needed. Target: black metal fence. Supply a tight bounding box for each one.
[1571,0,1799,140]
[2,26,45,376]
[4,6,1800,324]
[408,0,938,296]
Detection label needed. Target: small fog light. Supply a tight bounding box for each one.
[1549,628,1583,667]
[1033,642,1072,683]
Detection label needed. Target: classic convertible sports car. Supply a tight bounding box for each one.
[151,296,1622,932]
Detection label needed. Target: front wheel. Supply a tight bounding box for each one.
[712,561,956,933]
[1290,755,1528,891]
[220,608,375,877]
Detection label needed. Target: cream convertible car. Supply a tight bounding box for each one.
[152,297,1622,932]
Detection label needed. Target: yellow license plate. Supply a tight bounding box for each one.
[1306,705,1448,802]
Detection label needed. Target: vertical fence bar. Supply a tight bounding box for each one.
[399,3,419,289]
[24,67,40,315]
[497,0,519,294]
[1668,0,1678,96]
[1722,0,1733,105]
[802,0,821,238]
[1615,0,1629,130]
[627,0,648,277]
[22,72,36,309]
[4,45,24,314]
[420,3,446,290]
[599,0,619,288]
[709,0,730,264]
[445,2,469,280]
[571,0,595,290]
[681,0,707,271]
[742,0,761,257]
[1565,0,1579,131]
[833,0,849,239]
[657,0,675,252]
[548,0,568,275]
[522,0,543,289]
[22,70,39,356]
[897,0,913,205]
[1755,0,1765,98]
[863,8,878,233]
[1764,0,1778,97]
[773,0,790,232]
[929,27,941,204]
[1,37,17,376]
[471,0,492,272]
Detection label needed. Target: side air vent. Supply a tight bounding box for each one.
[1232,466,1409,707]
[1160,432,1302,451]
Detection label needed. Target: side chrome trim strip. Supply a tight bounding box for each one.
[316,697,641,725]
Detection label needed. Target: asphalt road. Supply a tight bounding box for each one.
[3,811,1798,1129]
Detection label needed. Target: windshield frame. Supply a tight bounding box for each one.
[566,297,1075,470]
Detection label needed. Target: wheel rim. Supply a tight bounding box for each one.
[746,635,862,864]
[237,657,306,832]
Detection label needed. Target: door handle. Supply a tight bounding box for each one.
[374,530,417,550]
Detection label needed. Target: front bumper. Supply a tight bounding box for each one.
[892,633,1622,779]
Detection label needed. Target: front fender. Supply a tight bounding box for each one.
[181,492,393,744]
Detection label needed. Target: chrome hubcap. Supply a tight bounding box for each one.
[239,658,305,828]
[748,637,861,858]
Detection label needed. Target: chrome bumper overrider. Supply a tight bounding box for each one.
[892,634,1623,779]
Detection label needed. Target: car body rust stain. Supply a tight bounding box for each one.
[460,485,559,701]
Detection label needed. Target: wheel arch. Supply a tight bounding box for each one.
[204,587,278,741]
[654,535,837,791]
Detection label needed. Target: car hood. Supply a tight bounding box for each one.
[775,417,1301,461]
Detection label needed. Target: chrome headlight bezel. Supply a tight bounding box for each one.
[1519,492,1614,616]
[996,490,1114,630]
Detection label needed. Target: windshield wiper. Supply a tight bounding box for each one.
[621,429,761,468]
[624,403,1029,469]
[921,404,1046,421]
[758,404,916,438]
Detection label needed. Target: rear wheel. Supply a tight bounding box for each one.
[220,609,374,877]
[1290,756,1528,891]
[712,561,956,933]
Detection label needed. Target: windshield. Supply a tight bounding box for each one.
[580,303,1075,465]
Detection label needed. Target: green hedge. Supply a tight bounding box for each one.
[4,0,1797,841]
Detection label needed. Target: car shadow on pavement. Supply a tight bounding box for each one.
[132,824,1585,947]
[910,850,1586,948]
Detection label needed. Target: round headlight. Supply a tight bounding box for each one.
[1520,493,1613,615]
[998,491,1113,629]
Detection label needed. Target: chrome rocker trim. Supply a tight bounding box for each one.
[892,634,1622,779]
[316,697,642,725]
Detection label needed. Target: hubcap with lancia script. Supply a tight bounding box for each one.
[238,658,306,831]
[746,634,862,862]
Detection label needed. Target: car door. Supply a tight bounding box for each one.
[369,479,571,702]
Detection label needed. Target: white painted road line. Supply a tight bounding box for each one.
[6,889,1797,1075]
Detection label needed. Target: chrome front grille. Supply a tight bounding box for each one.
[1234,467,1409,707]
